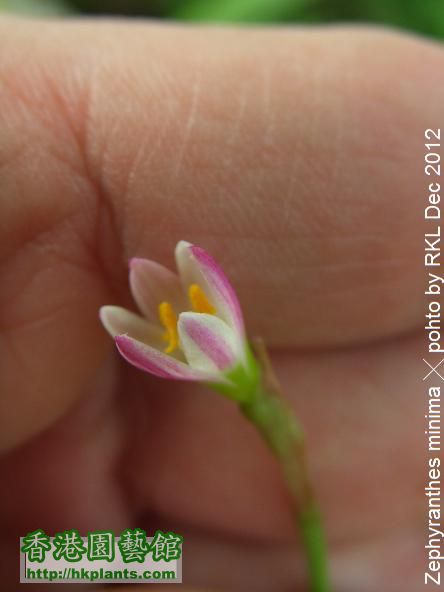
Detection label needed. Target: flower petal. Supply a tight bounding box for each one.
[115,335,214,381]
[175,241,245,336]
[178,312,239,374]
[99,305,164,347]
[129,258,185,322]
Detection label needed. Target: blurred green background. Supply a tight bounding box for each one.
[0,0,443,41]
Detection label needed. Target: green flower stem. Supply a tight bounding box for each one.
[239,338,330,592]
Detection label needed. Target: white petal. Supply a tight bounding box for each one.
[129,258,185,322]
[178,312,240,374]
[99,305,164,348]
[175,241,245,337]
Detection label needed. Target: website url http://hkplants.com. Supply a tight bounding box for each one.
[25,566,177,582]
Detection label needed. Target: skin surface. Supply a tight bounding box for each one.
[0,16,441,592]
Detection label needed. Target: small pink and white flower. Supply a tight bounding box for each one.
[100,241,256,392]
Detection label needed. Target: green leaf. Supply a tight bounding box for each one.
[0,0,72,15]
[173,0,312,23]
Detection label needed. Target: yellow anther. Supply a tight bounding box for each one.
[188,284,216,314]
[158,301,179,353]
